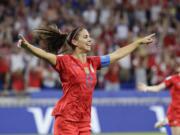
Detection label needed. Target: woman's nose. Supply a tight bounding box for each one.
[89,38,95,43]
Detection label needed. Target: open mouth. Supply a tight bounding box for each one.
[86,43,91,47]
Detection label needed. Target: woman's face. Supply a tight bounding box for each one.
[73,29,93,52]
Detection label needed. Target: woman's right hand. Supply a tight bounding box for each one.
[137,83,147,92]
[17,34,29,48]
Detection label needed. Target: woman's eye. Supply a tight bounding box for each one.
[84,35,89,38]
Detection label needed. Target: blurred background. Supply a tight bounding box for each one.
[0,0,180,135]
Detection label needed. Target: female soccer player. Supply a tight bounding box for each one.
[138,67,180,135]
[18,25,155,135]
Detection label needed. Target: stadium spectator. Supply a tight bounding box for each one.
[41,62,60,90]
[10,48,25,93]
[133,54,147,87]
[25,54,43,92]
[0,55,9,93]
[104,62,120,91]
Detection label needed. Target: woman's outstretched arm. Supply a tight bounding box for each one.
[109,34,155,63]
[137,82,166,92]
[18,35,56,66]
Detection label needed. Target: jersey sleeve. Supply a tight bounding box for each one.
[164,76,173,88]
[88,56,101,70]
[52,55,65,72]
[88,55,110,70]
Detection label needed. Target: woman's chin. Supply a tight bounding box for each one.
[85,47,91,52]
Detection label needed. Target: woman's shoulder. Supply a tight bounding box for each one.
[166,74,179,80]
[56,54,71,59]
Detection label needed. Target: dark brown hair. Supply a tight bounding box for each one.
[34,25,84,54]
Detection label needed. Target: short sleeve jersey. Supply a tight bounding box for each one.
[52,54,101,122]
[164,74,180,121]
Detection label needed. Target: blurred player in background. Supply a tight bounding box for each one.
[17,25,154,135]
[138,66,180,135]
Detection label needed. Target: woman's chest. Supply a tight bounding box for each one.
[62,61,97,86]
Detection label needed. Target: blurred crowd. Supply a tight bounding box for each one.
[0,0,180,94]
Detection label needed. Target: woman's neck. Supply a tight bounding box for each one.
[72,51,87,63]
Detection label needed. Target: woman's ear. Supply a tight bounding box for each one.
[72,39,78,47]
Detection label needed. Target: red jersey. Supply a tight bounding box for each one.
[164,74,180,125]
[52,54,101,122]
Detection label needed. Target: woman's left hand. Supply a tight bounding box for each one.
[136,33,155,45]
